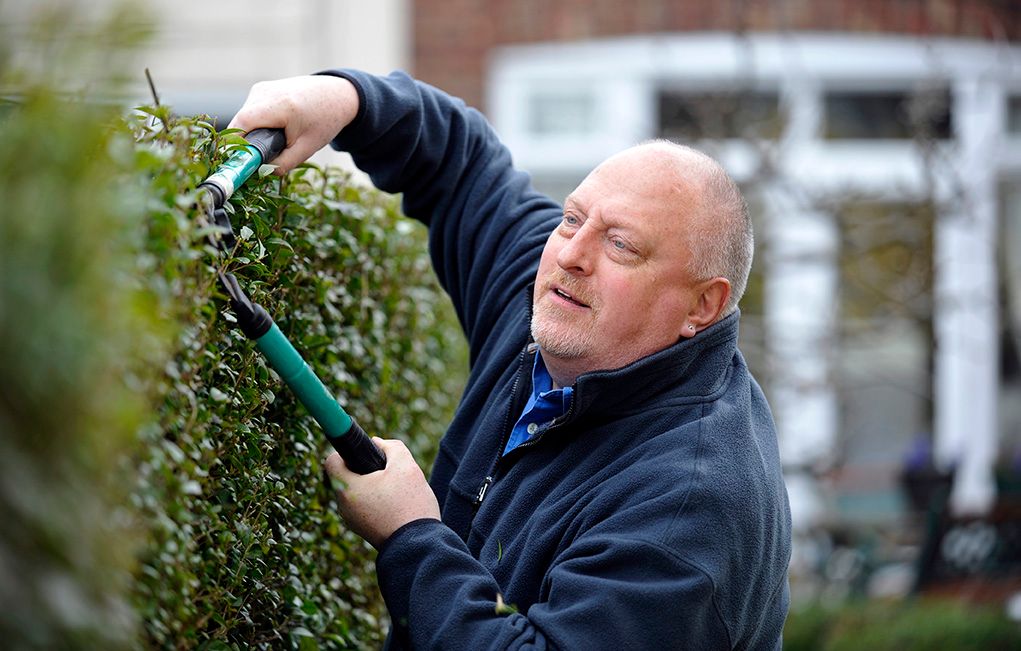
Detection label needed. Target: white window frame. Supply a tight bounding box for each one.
[489,33,1021,522]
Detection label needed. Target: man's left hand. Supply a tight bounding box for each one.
[324,438,441,549]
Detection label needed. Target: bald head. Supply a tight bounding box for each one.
[621,140,752,318]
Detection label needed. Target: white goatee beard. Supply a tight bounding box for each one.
[530,303,598,360]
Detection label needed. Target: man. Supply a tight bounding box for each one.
[230,70,791,650]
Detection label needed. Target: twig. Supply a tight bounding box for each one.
[144,67,168,135]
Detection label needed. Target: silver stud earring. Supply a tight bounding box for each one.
[687,324,696,332]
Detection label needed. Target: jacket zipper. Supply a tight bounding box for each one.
[472,342,535,510]
[475,476,493,505]
[472,410,573,511]
[474,345,584,506]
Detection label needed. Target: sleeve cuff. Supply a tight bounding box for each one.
[376,517,446,560]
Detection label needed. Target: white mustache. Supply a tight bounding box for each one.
[541,273,595,308]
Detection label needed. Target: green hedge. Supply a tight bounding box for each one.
[784,599,1021,651]
[130,110,465,649]
[1,6,464,649]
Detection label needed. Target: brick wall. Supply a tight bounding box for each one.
[412,0,1021,112]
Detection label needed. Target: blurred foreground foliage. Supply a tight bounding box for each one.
[784,599,1021,650]
[0,3,465,649]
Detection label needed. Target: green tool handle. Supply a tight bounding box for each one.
[198,128,287,208]
[198,129,288,251]
[220,271,386,475]
[255,325,387,475]
[256,323,352,435]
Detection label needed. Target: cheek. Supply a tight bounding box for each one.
[604,274,646,306]
[646,290,696,338]
[595,276,643,325]
[602,278,689,335]
[536,237,561,276]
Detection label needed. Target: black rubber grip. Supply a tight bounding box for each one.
[329,419,387,474]
[246,128,287,165]
[218,272,273,339]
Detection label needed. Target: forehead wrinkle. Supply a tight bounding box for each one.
[565,189,617,232]
[571,145,709,245]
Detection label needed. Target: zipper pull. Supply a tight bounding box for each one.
[474,476,494,507]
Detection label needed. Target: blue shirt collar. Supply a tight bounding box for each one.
[502,350,573,455]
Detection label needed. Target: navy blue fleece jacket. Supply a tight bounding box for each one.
[324,69,792,650]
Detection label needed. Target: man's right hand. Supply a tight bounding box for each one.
[227,74,360,175]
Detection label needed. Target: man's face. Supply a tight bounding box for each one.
[531,146,707,379]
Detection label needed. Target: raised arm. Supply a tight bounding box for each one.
[230,70,561,357]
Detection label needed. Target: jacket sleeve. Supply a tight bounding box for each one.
[376,520,733,651]
[318,69,560,359]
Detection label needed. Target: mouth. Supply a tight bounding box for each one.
[550,285,590,309]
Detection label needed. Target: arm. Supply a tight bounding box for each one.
[323,70,559,351]
[376,523,731,650]
[230,71,560,353]
[325,446,728,650]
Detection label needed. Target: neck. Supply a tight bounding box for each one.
[539,350,583,389]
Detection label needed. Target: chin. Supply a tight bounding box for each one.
[531,321,595,361]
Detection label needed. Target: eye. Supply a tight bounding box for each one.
[610,236,634,253]
[558,213,582,235]
[607,235,641,262]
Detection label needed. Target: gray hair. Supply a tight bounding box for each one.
[642,140,753,318]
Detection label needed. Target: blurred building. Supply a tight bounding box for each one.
[2,1,410,120]
[124,0,411,169]
[135,0,409,119]
[409,0,1021,594]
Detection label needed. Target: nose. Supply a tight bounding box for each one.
[555,226,595,276]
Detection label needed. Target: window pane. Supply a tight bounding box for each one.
[835,201,935,522]
[528,91,595,136]
[824,90,952,140]
[736,189,768,396]
[1008,96,1021,135]
[657,90,782,141]
[1000,182,1021,459]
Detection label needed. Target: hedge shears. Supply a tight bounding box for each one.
[197,128,386,474]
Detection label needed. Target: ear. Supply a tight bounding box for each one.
[680,277,731,338]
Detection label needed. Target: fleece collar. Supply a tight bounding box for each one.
[523,282,741,424]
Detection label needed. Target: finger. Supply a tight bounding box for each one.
[323,450,355,483]
[265,141,313,176]
[374,437,406,453]
[227,103,280,134]
[226,112,253,133]
[374,438,413,463]
[228,81,278,131]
